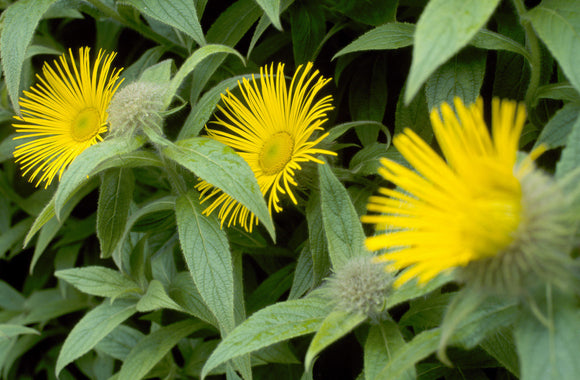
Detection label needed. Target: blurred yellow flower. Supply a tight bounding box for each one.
[13,47,123,188]
[362,97,546,287]
[197,62,336,232]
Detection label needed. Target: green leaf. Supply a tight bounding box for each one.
[348,185,376,220]
[177,74,253,140]
[534,103,580,150]
[447,294,517,350]
[109,196,176,260]
[374,329,441,380]
[469,29,530,60]
[120,0,205,46]
[97,168,134,258]
[20,288,88,325]
[0,324,39,338]
[536,83,580,103]
[395,83,432,143]
[405,0,501,103]
[120,46,165,85]
[288,246,314,300]
[306,192,331,286]
[24,44,62,59]
[334,23,527,61]
[27,181,98,270]
[515,287,580,380]
[304,310,366,370]
[556,110,580,180]
[528,0,580,93]
[425,48,486,111]
[31,216,62,272]
[333,23,414,59]
[164,137,274,239]
[290,2,325,64]
[254,0,282,30]
[332,0,397,26]
[0,134,21,164]
[386,272,453,310]
[54,137,143,221]
[319,162,367,270]
[95,325,144,361]
[138,59,173,84]
[254,342,299,365]
[0,0,58,112]
[492,12,530,101]
[168,272,218,325]
[247,264,294,313]
[175,191,235,333]
[136,279,183,312]
[0,218,32,259]
[326,120,389,143]
[437,288,487,365]
[55,299,137,376]
[480,328,519,376]
[365,320,415,380]
[0,281,26,311]
[349,143,390,176]
[55,266,140,299]
[247,9,287,59]
[165,44,245,108]
[94,150,163,172]
[201,297,332,378]
[349,55,388,146]
[0,174,26,217]
[190,0,262,102]
[118,320,206,380]
[400,293,454,330]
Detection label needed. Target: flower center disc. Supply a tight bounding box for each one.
[71,107,102,142]
[466,191,522,259]
[259,132,294,175]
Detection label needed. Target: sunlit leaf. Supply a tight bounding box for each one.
[319,162,367,270]
[175,191,235,333]
[528,0,580,93]
[55,300,137,376]
[201,297,332,378]
[405,0,501,103]
[120,0,205,46]
[0,0,58,113]
[165,138,274,239]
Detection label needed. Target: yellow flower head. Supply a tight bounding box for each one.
[13,47,123,188]
[362,97,547,288]
[196,62,336,232]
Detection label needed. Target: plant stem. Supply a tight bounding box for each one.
[85,0,188,58]
[512,0,542,108]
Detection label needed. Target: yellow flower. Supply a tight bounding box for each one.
[196,62,336,232]
[13,47,123,188]
[362,97,546,288]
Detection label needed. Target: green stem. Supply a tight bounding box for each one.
[378,322,391,361]
[525,291,552,329]
[161,150,188,195]
[86,0,188,58]
[512,0,542,108]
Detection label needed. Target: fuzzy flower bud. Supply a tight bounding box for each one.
[107,81,167,138]
[325,256,394,319]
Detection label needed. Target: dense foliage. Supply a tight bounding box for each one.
[0,1,579,379]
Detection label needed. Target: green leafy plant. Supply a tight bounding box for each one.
[0,0,579,379]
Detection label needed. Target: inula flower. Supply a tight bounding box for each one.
[13,47,123,188]
[196,62,336,232]
[362,97,575,293]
